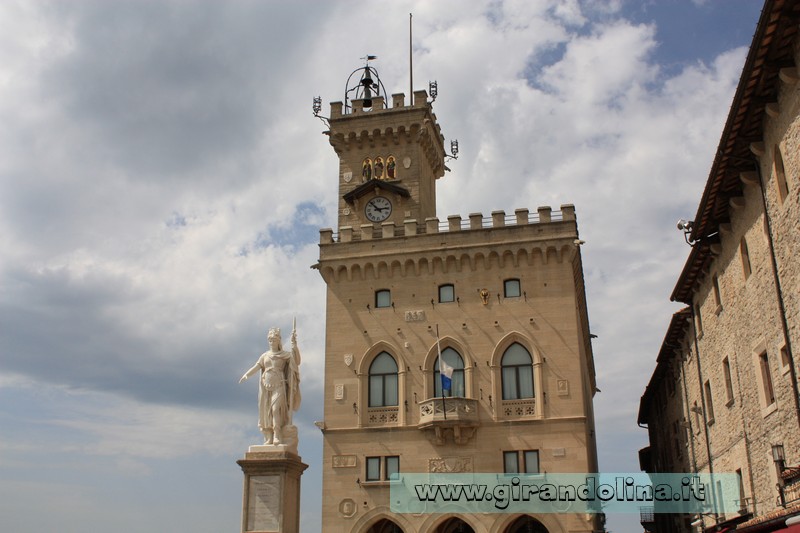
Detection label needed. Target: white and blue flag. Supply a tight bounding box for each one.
[437,328,453,392]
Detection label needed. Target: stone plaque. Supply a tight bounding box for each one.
[332,454,357,468]
[247,475,281,531]
[429,456,473,473]
[405,310,426,322]
[334,383,345,400]
[557,379,569,396]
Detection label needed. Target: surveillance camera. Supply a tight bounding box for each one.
[677,219,694,231]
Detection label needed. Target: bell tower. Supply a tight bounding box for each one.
[320,60,448,232]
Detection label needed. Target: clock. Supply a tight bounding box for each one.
[365,196,392,222]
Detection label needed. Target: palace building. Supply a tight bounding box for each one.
[314,64,600,533]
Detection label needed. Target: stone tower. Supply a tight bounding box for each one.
[316,65,600,533]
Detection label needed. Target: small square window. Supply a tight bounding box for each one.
[503,451,519,474]
[385,456,400,480]
[375,289,391,308]
[504,279,521,298]
[438,284,455,303]
[523,451,539,474]
[366,457,381,481]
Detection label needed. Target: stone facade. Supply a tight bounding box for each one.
[638,2,800,532]
[316,84,599,532]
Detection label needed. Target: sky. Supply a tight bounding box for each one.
[0,1,765,532]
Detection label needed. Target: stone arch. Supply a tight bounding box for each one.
[502,250,516,268]
[531,248,545,266]
[432,256,445,274]
[319,266,335,283]
[545,246,558,264]
[516,248,530,267]
[403,259,416,277]
[418,513,486,533]
[459,253,472,272]
[488,251,500,269]
[390,260,402,278]
[445,254,459,273]
[352,508,413,533]
[335,265,348,283]
[350,263,362,282]
[419,257,430,275]
[364,262,376,280]
[376,261,390,279]
[473,253,486,271]
[490,331,540,367]
[496,514,563,533]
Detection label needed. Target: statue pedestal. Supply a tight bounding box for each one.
[237,449,307,533]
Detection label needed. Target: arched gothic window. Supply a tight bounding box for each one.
[501,343,533,400]
[369,352,398,407]
[433,347,465,398]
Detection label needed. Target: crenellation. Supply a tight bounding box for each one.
[491,210,505,227]
[447,215,462,232]
[320,207,570,244]
[469,212,482,230]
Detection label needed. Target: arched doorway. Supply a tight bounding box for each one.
[367,518,403,533]
[505,516,549,533]
[435,517,475,533]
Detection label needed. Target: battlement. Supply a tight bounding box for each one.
[330,90,430,119]
[320,205,575,244]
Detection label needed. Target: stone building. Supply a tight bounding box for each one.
[638,1,800,532]
[315,67,600,533]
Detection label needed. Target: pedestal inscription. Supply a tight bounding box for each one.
[247,475,281,532]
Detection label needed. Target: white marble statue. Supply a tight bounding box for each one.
[239,321,301,445]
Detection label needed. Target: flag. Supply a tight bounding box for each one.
[437,327,453,393]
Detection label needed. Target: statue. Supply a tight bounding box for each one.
[239,320,301,446]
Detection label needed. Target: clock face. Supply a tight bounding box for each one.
[365,196,392,222]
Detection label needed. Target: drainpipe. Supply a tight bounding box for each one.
[689,304,719,526]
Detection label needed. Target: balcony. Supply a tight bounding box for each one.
[418,397,479,445]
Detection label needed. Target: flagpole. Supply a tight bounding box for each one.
[437,324,446,420]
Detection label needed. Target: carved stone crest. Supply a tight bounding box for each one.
[429,456,473,473]
[479,289,490,305]
[339,498,357,518]
[344,353,353,367]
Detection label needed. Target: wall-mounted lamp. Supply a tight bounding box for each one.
[773,443,787,507]
[677,219,695,246]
